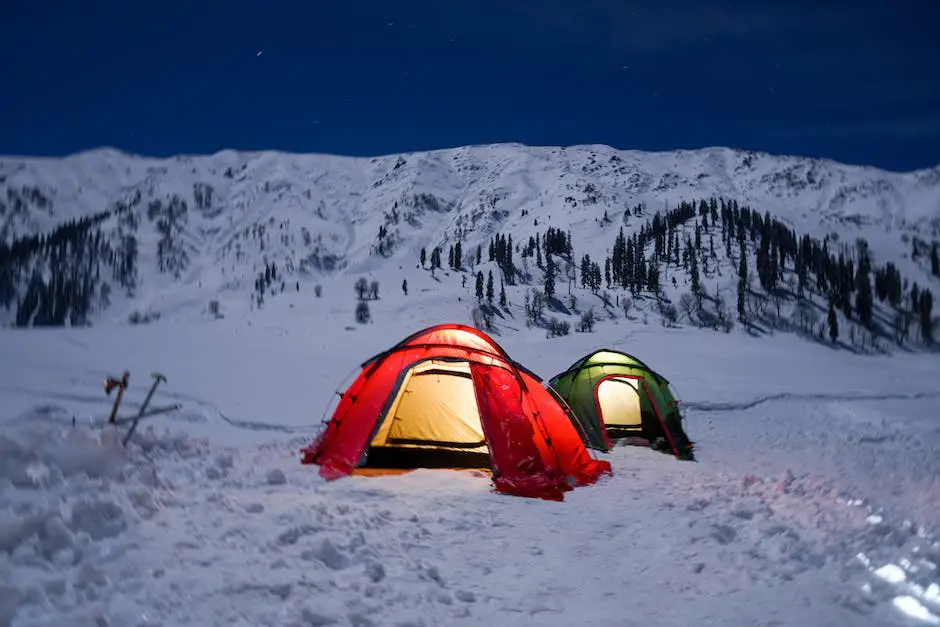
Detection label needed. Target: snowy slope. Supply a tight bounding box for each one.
[1,305,939,626]
[1,143,938,332]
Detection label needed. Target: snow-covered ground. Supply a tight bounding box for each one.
[2,303,939,627]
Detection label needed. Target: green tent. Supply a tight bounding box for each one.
[548,349,695,461]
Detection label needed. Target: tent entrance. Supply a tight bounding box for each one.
[595,376,644,439]
[363,359,491,469]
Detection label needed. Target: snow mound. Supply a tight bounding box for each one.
[854,516,940,625]
[0,406,208,626]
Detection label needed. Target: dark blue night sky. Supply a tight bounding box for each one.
[2,0,939,171]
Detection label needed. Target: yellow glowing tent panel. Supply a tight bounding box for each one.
[595,376,642,431]
[369,359,487,454]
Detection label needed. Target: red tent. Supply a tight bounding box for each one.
[301,324,611,500]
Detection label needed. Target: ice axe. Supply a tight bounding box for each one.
[104,371,130,424]
[122,372,167,447]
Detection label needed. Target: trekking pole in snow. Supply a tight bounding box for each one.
[104,371,130,424]
[122,372,167,447]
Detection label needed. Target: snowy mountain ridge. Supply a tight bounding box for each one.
[4,143,940,243]
[1,142,938,332]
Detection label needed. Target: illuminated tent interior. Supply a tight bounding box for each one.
[301,324,612,500]
[549,349,695,461]
[364,358,489,470]
[594,375,644,439]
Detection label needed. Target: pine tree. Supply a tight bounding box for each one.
[545,256,556,298]
[428,246,442,272]
[828,301,839,343]
[454,241,462,269]
[855,252,873,328]
[486,270,494,303]
[919,289,934,344]
[420,247,426,267]
[505,234,514,270]
[646,259,660,294]
[580,254,592,289]
[475,272,484,301]
[737,254,747,321]
[499,281,507,307]
[796,239,809,298]
[769,242,778,291]
[838,255,854,320]
[612,229,625,285]
[932,243,939,277]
